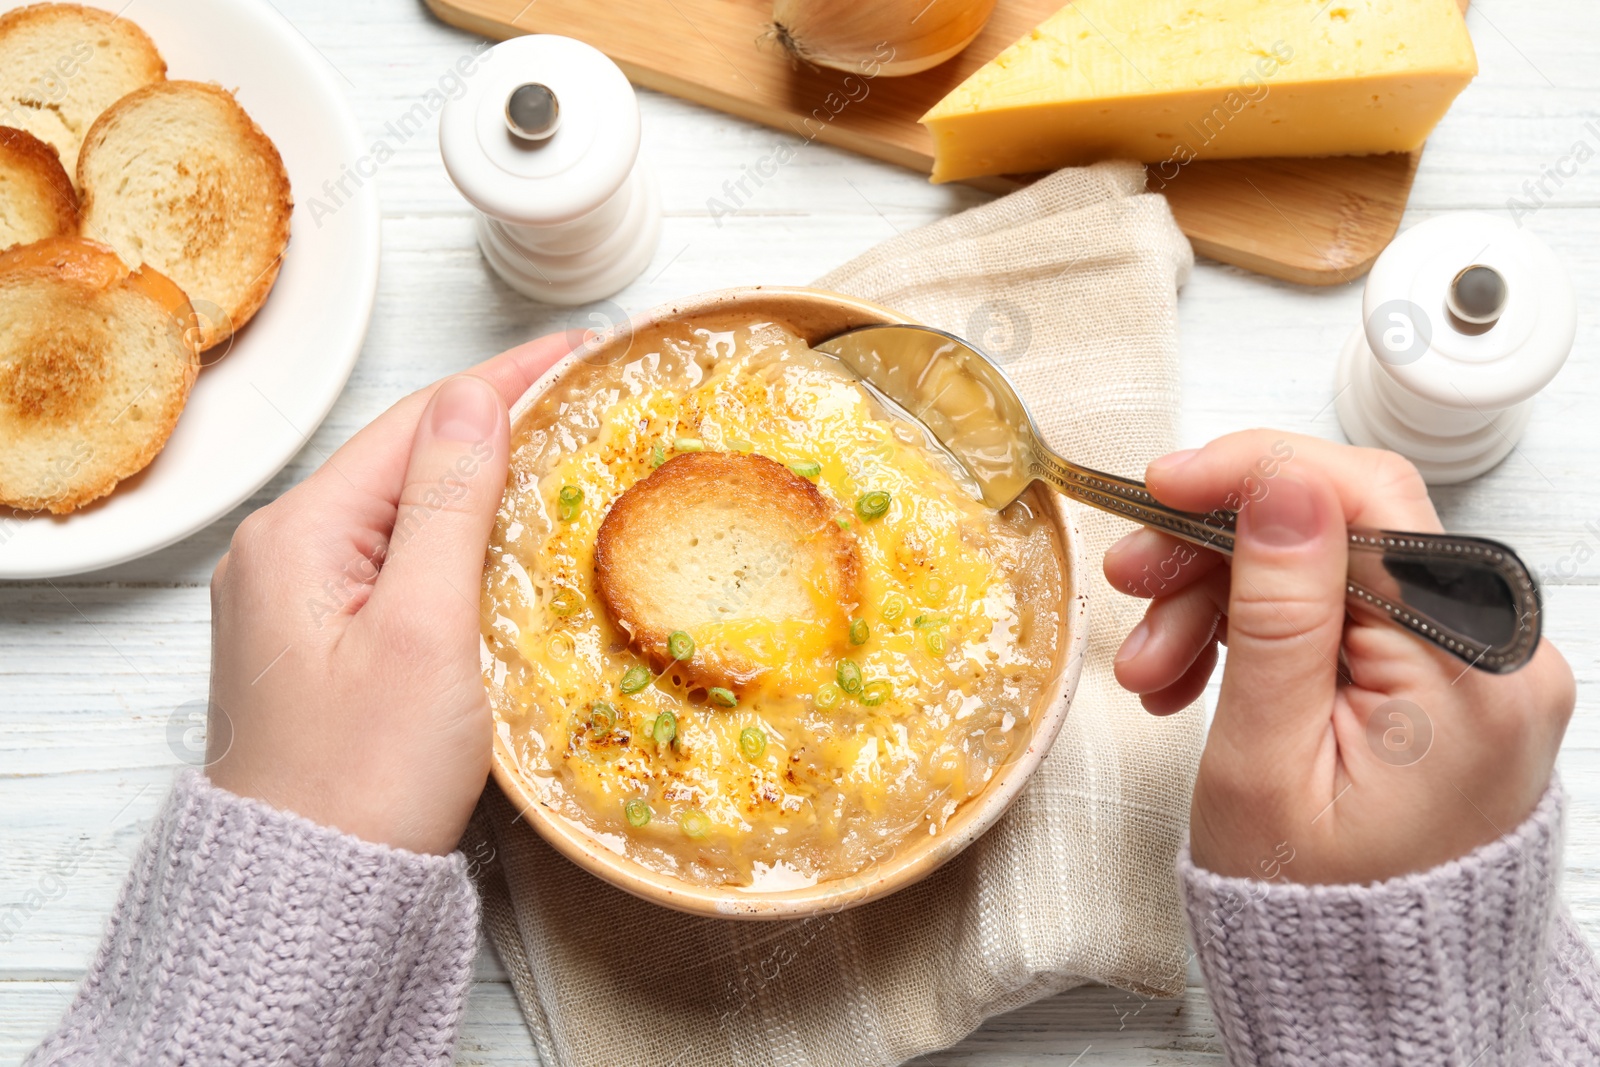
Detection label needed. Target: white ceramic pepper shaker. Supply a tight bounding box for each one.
[439,34,661,306]
[1335,212,1576,485]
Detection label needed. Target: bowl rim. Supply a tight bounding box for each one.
[489,285,1088,919]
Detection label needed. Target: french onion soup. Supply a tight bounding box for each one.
[481,318,1065,888]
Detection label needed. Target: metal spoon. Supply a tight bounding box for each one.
[814,323,1541,674]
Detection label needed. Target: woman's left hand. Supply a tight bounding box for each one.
[205,334,571,855]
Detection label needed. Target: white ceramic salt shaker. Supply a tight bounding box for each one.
[439,35,661,306]
[1335,212,1575,484]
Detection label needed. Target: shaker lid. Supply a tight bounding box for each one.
[1363,212,1575,410]
[440,35,640,227]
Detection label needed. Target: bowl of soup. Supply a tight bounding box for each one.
[480,286,1087,918]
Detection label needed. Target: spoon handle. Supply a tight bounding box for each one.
[1028,452,1541,674]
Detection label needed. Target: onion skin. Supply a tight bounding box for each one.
[769,0,998,77]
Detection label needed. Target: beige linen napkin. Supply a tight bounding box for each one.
[468,161,1204,1067]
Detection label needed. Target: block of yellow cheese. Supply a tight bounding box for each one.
[921,0,1477,183]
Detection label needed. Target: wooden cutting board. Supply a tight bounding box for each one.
[424,0,1463,286]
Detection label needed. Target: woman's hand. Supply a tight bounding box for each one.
[1105,431,1575,884]
[204,335,572,855]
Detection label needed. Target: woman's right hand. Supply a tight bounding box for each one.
[1104,431,1575,885]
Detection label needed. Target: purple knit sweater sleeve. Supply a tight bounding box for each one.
[27,772,480,1067]
[1181,783,1600,1065]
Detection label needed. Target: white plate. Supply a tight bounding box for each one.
[0,0,380,579]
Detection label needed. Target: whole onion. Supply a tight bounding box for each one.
[769,0,998,77]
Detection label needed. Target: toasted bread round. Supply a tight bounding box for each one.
[0,125,76,250]
[0,4,166,184]
[0,236,198,513]
[77,80,291,350]
[594,451,861,692]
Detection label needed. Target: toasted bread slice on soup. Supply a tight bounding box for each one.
[0,236,198,514]
[0,4,166,185]
[78,80,292,351]
[594,451,862,693]
[0,125,76,249]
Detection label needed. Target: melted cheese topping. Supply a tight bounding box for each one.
[481,321,1063,888]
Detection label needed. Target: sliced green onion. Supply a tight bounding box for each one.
[674,437,704,452]
[739,726,767,760]
[728,438,755,454]
[849,619,869,645]
[624,798,652,827]
[556,484,583,522]
[550,587,582,617]
[651,444,666,468]
[881,594,907,621]
[925,631,947,655]
[835,658,863,694]
[814,683,841,709]
[860,681,891,706]
[788,460,821,479]
[913,614,949,629]
[924,576,947,602]
[652,711,677,746]
[589,701,616,737]
[836,517,850,530]
[620,665,651,695]
[667,631,694,660]
[709,687,738,708]
[856,490,891,521]
[680,810,711,838]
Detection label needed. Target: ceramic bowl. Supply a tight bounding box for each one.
[491,285,1087,919]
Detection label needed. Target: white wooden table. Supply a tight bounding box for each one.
[3,2,1597,1063]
